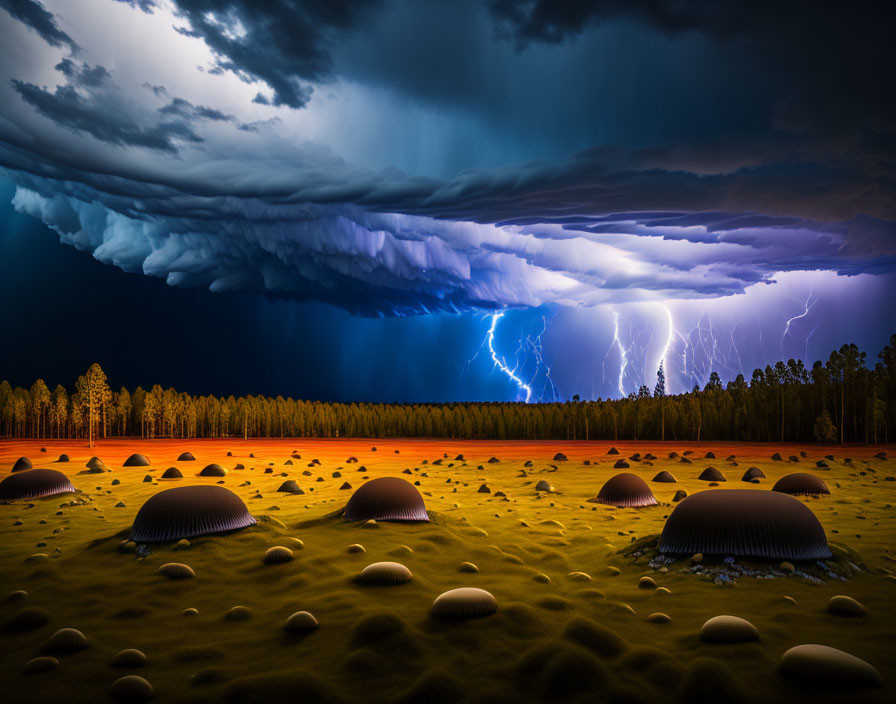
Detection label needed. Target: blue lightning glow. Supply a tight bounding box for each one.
[781,292,815,357]
[485,312,533,402]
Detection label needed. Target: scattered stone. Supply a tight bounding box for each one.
[431,587,497,619]
[700,615,758,643]
[23,656,58,675]
[182,608,198,617]
[157,563,195,580]
[263,546,294,565]
[568,571,592,582]
[638,576,656,589]
[827,595,865,617]
[780,644,882,687]
[111,649,147,667]
[358,561,413,585]
[284,611,319,633]
[613,459,630,469]
[535,480,553,492]
[553,453,568,461]
[44,627,88,653]
[487,457,499,463]
[224,606,251,622]
[346,544,366,553]
[478,484,491,493]
[109,675,153,701]
[647,613,671,624]
[459,562,479,573]
[672,490,687,502]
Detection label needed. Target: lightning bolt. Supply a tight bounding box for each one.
[781,292,815,358]
[656,303,674,394]
[612,310,627,396]
[485,312,533,402]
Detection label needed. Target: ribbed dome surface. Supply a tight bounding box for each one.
[344,477,429,522]
[658,489,830,560]
[595,473,658,507]
[131,486,255,542]
[0,469,76,500]
[772,473,830,496]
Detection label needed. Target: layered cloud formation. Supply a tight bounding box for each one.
[0,0,893,317]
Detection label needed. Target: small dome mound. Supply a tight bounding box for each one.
[741,467,765,481]
[487,456,499,463]
[595,473,658,508]
[158,563,195,579]
[277,480,303,494]
[613,459,630,469]
[109,675,153,702]
[12,456,33,472]
[553,452,568,461]
[652,471,676,483]
[827,595,865,617]
[698,466,726,481]
[700,615,758,643]
[607,447,619,455]
[284,611,318,633]
[431,587,497,619]
[123,454,150,467]
[86,456,107,471]
[343,477,429,522]
[705,451,716,459]
[111,649,147,667]
[23,656,58,675]
[198,463,227,477]
[131,485,256,542]
[772,452,784,461]
[772,473,830,496]
[780,644,882,687]
[56,454,70,463]
[161,467,182,479]
[45,627,88,653]
[0,469,76,500]
[535,479,553,492]
[658,489,831,560]
[177,452,196,461]
[263,546,294,564]
[357,561,413,585]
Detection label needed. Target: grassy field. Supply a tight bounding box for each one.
[1,438,894,703]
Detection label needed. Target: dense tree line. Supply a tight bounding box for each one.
[2,336,894,443]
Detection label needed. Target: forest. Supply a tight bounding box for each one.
[1,336,894,444]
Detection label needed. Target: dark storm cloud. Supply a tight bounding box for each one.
[116,0,381,109]
[0,0,78,51]
[10,61,204,154]
[488,0,896,138]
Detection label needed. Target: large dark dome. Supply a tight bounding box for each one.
[344,477,429,522]
[130,486,256,542]
[594,472,658,507]
[658,489,830,560]
[12,457,33,472]
[0,469,76,500]
[772,473,830,496]
[123,453,151,467]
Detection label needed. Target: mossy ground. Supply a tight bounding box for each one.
[1,439,894,703]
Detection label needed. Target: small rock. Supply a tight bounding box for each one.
[284,611,318,633]
[827,595,866,617]
[109,675,153,701]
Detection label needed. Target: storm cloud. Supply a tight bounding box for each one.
[0,0,893,317]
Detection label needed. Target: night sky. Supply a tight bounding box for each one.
[0,0,894,402]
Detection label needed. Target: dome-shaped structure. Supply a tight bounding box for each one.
[161,467,183,479]
[741,467,765,482]
[772,473,830,496]
[652,471,677,483]
[658,489,830,560]
[198,463,227,477]
[12,457,33,472]
[0,469,76,500]
[130,485,256,542]
[594,473,658,508]
[123,454,151,467]
[698,467,726,481]
[344,477,429,522]
[177,452,196,461]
